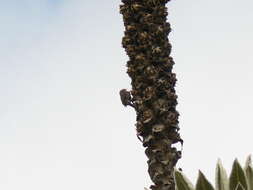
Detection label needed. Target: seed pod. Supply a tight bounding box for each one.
[131,3,143,11]
[135,53,146,61]
[139,31,149,41]
[143,135,154,147]
[152,124,165,133]
[126,24,136,31]
[143,13,153,23]
[142,109,154,124]
[152,46,162,54]
[143,86,156,101]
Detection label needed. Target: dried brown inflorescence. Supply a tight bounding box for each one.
[119,0,182,190]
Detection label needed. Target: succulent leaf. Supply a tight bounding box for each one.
[229,159,248,190]
[235,183,246,190]
[174,157,253,190]
[244,155,253,190]
[196,170,215,190]
[216,159,229,190]
[174,170,195,190]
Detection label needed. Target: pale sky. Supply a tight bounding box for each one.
[0,0,253,189]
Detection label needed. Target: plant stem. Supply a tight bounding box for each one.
[120,1,182,190]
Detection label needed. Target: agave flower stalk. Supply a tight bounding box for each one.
[119,0,182,190]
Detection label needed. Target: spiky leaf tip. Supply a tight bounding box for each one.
[229,159,248,190]
[174,169,195,190]
[244,155,253,190]
[216,159,229,190]
[196,170,215,190]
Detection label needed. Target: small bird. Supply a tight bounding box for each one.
[119,89,135,108]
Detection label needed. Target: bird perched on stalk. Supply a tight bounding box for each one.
[120,89,142,142]
[119,89,135,109]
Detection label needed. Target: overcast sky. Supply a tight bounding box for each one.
[0,0,253,189]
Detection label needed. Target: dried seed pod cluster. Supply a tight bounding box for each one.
[120,0,182,190]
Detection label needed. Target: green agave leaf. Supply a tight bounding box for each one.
[244,155,252,168]
[244,155,253,190]
[235,183,246,190]
[216,159,229,190]
[196,170,215,190]
[229,159,248,190]
[174,170,195,190]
